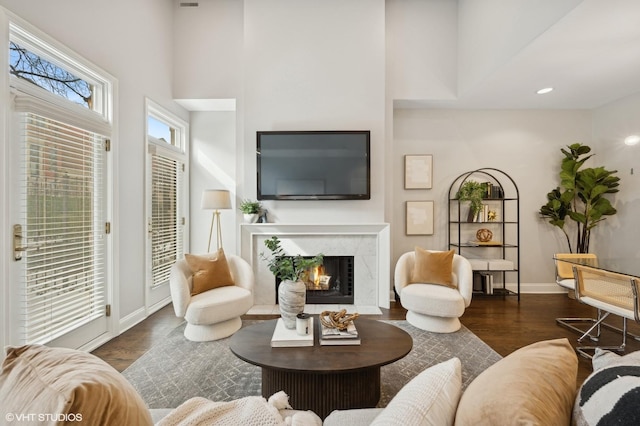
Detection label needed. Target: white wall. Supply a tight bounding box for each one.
[457,0,582,95]
[592,92,640,258]
[386,0,457,101]
[0,0,189,326]
[172,0,639,294]
[242,0,386,224]
[392,108,593,288]
[190,111,238,255]
[173,0,388,239]
[172,0,244,99]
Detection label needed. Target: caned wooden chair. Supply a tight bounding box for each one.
[554,253,600,341]
[573,264,640,359]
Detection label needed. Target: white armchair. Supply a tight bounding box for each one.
[170,254,254,342]
[394,250,473,333]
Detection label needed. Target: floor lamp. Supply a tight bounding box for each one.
[201,189,232,252]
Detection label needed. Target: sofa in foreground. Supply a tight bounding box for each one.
[0,344,321,426]
[324,338,640,426]
[2,339,639,425]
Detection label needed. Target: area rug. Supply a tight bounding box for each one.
[122,320,501,409]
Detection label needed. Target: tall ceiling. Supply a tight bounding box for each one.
[397,0,640,110]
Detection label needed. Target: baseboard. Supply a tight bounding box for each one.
[506,282,567,294]
[147,297,172,316]
[388,282,567,302]
[119,306,148,334]
[78,333,114,353]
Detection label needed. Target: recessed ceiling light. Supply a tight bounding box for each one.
[624,135,640,146]
[536,87,554,95]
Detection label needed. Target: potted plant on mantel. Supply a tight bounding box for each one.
[239,199,262,223]
[261,236,324,329]
[456,179,486,222]
[539,143,620,253]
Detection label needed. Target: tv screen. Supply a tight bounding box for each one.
[257,130,370,200]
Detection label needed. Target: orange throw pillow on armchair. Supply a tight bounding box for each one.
[410,247,455,288]
[185,249,235,295]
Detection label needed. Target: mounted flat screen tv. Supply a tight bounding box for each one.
[257,130,370,200]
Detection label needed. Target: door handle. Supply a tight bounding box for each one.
[13,224,50,261]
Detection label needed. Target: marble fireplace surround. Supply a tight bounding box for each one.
[240,223,391,310]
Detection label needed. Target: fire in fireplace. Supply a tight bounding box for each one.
[275,255,354,304]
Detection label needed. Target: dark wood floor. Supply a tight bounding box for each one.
[92,293,640,388]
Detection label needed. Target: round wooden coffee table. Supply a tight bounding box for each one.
[229,318,412,419]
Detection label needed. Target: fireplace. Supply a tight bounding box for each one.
[275,256,355,304]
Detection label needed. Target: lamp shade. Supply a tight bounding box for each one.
[201,189,231,210]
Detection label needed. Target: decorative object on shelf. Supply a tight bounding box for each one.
[257,209,268,223]
[456,180,486,221]
[404,154,433,189]
[476,228,493,242]
[406,200,434,235]
[319,309,359,331]
[539,143,619,253]
[261,236,323,329]
[239,199,262,223]
[201,189,232,252]
[487,210,497,222]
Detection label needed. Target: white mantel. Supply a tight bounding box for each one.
[240,223,391,309]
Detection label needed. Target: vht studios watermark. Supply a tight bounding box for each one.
[5,412,83,422]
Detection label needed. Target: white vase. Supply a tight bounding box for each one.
[278,280,306,329]
[243,213,258,223]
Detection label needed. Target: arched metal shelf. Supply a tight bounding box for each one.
[447,168,520,300]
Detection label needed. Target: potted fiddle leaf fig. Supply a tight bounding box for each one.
[539,143,620,253]
[261,236,323,328]
[456,180,486,221]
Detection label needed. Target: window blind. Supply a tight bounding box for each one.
[17,111,107,344]
[150,151,183,288]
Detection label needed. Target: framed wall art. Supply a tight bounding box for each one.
[406,201,434,235]
[404,154,433,189]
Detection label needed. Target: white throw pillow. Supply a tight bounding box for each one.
[371,357,462,426]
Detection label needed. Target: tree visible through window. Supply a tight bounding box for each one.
[10,41,93,108]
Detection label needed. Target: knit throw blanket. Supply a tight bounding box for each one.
[156,392,321,426]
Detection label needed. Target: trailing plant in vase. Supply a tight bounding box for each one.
[539,143,620,253]
[261,236,324,328]
[261,236,324,282]
[456,180,486,220]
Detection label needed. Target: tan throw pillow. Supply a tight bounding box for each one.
[454,338,578,426]
[0,344,152,425]
[411,247,455,288]
[185,249,235,296]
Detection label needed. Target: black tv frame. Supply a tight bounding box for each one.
[257,130,371,201]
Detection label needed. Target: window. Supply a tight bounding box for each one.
[9,21,112,122]
[16,112,108,343]
[9,18,114,346]
[146,100,187,291]
[148,116,177,147]
[10,41,94,108]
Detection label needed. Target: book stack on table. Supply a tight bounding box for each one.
[320,321,360,346]
[270,318,314,347]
